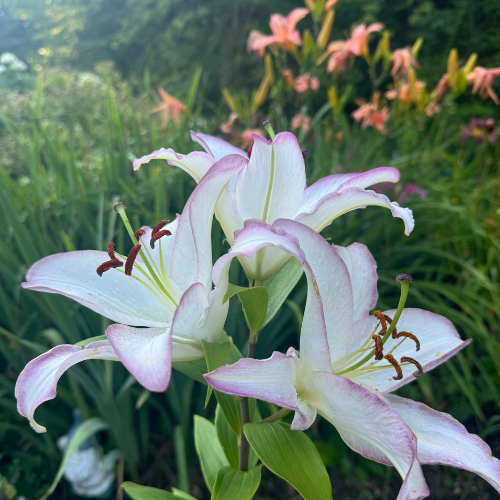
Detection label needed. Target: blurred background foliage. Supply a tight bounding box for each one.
[0,0,499,499]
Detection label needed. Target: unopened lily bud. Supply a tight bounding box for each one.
[325,0,340,11]
[411,37,423,59]
[304,0,315,10]
[317,10,335,50]
[222,88,237,112]
[264,54,275,84]
[253,77,270,110]
[379,31,390,58]
[408,68,418,102]
[302,29,315,57]
[447,49,458,87]
[462,53,477,77]
[327,86,338,111]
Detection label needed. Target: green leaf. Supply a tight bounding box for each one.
[211,465,262,500]
[202,339,232,406]
[194,415,229,492]
[172,357,208,384]
[223,283,248,304]
[40,418,110,500]
[262,258,304,329]
[215,405,239,469]
[75,334,108,347]
[122,482,195,500]
[237,287,268,336]
[244,422,332,500]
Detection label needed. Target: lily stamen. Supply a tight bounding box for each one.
[384,354,403,380]
[401,356,424,377]
[372,334,384,360]
[373,310,388,335]
[96,258,123,277]
[152,219,170,235]
[107,242,117,259]
[125,244,142,276]
[134,228,146,241]
[150,230,172,249]
[392,331,420,351]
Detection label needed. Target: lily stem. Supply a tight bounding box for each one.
[239,340,256,472]
[258,407,291,424]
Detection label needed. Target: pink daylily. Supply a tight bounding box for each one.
[152,87,187,127]
[206,219,500,499]
[324,23,384,72]
[134,131,413,280]
[16,155,247,433]
[391,48,419,77]
[290,112,311,132]
[295,73,319,93]
[352,93,389,134]
[466,66,500,105]
[247,8,309,56]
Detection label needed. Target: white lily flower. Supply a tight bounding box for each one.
[205,219,500,499]
[133,131,414,280]
[15,155,247,432]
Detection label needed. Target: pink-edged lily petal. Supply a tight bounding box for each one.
[106,325,172,392]
[349,309,472,392]
[190,131,247,161]
[133,148,214,181]
[234,132,306,225]
[296,187,415,235]
[15,341,118,433]
[205,351,316,429]
[22,251,174,327]
[213,219,337,372]
[387,394,500,493]
[334,243,378,324]
[298,167,399,215]
[311,372,428,500]
[170,154,248,295]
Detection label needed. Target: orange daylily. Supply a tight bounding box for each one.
[247,8,309,56]
[391,48,419,77]
[467,66,500,105]
[352,92,389,134]
[152,87,186,127]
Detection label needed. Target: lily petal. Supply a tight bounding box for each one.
[22,251,174,327]
[15,341,118,433]
[171,154,248,295]
[311,372,428,500]
[234,132,306,225]
[387,394,500,493]
[350,309,471,392]
[296,187,415,236]
[190,132,247,161]
[133,148,214,182]
[299,167,399,215]
[205,351,316,428]
[106,325,172,392]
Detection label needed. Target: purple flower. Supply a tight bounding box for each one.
[460,118,497,145]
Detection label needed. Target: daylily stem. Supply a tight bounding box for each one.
[239,340,256,471]
[258,407,291,424]
[335,277,411,376]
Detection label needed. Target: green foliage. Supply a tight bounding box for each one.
[211,465,262,500]
[244,422,333,500]
[202,339,232,406]
[122,482,196,500]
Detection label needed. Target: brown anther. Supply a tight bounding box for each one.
[150,229,172,249]
[152,219,170,236]
[372,334,384,360]
[247,145,253,158]
[107,242,116,259]
[401,356,424,378]
[392,331,420,351]
[134,228,145,241]
[373,310,388,336]
[384,354,403,380]
[125,244,141,276]
[301,149,308,159]
[383,314,397,335]
[96,258,123,277]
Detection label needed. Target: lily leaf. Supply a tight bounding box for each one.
[243,422,332,500]
[121,482,195,500]
[211,465,262,500]
[223,283,248,304]
[194,415,230,492]
[215,405,239,469]
[202,339,232,406]
[262,258,304,329]
[238,287,268,336]
[75,334,108,347]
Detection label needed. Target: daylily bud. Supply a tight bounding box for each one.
[411,37,423,59]
[408,68,418,102]
[462,53,477,77]
[325,0,340,11]
[265,54,275,84]
[327,86,338,112]
[317,10,335,50]
[222,88,237,112]
[303,0,315,10]
[253,76,270,110]
[447,49,458,88]
[302,29,315,57]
